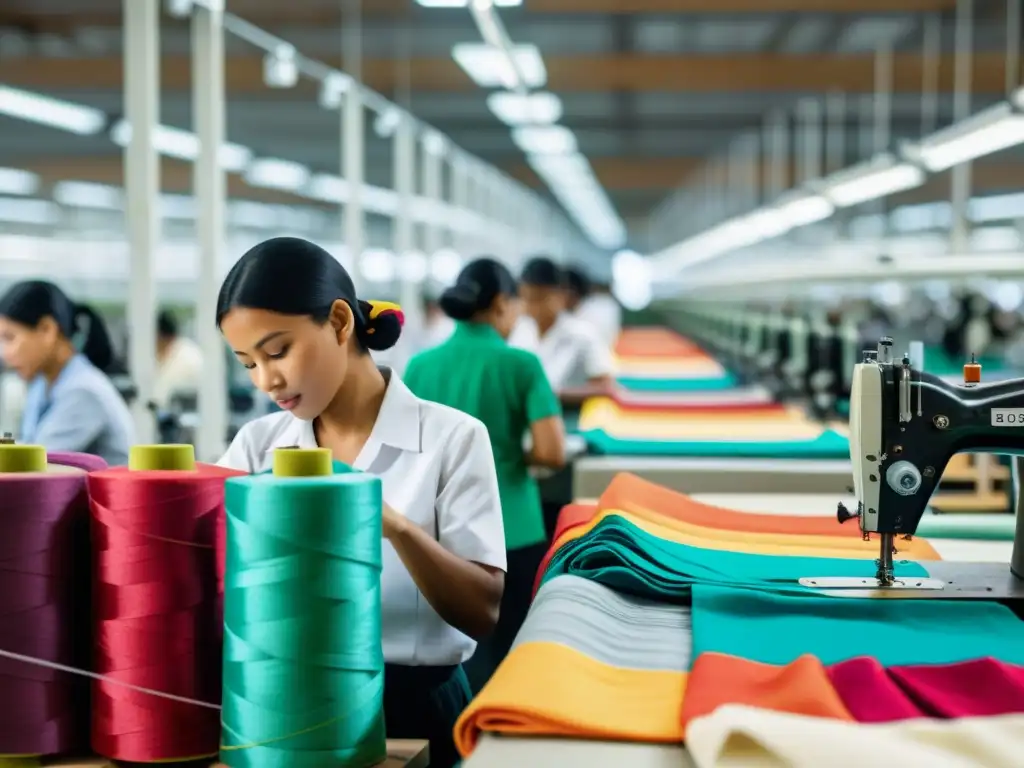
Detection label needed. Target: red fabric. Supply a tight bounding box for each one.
[605,396,786,415]
[830,657,1024,722]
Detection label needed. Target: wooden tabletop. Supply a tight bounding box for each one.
[51,739,430,767]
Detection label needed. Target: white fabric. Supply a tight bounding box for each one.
[509,313,614,391]
[153,336,204,409]
[217,369,507,666]
[574,293,621,349]
[687,705,1024,768]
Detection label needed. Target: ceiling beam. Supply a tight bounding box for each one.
[22,155,1024,201]
[0,52,1013,94]
[518,0,956,11]
[0,0,956,28]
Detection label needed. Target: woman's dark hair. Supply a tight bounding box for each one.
[0,280,115,372]
[563,266,591,300]
[520,256,564,288]
[439,257,518,321]
[216,236,403,352]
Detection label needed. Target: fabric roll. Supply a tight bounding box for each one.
[690,585,1024,668]
[539,515,928,601]
[616,375,737,392]
[454,575,690,757]
[686,705,1024,768]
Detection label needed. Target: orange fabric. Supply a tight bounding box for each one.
[454,641,686,757]
[600,473,870,539]
[681,653,855,730]
[532,505,940,596]
[614,328,703,358]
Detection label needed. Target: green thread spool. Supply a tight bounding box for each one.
[220,449,386,768]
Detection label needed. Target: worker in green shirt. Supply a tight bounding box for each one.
[404,257,567,692]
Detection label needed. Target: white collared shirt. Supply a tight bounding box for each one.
[217,369,507,666]
[574,293,621,349]
[509,313,615,391]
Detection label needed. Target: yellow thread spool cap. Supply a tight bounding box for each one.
[128,444,197,471]
[273,447,332,477]
[0,443,46,474]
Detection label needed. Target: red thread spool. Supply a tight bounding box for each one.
[86,458,243,762]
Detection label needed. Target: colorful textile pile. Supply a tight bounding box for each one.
[455,469,1024,766]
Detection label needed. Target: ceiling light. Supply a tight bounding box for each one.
[360,249,397,283]
[417,0,522,5]
[0,168,39,196]
[487,92,562,125]
[374,109,401,138]
[318,73,352,110]
[774,191,834,226]
[451,43,547,89]
[110,120,252,171]
[430,249,463,283]
[244,158,311,192]
[306,173,350,203]
[53,181,123,210]
[821,153,925,207]
[0,198,60,225]
[908,102,1024,172]
[513,125,576,155]
[422,131,446,156]
[0,85,106,135]
[263,45,299,89]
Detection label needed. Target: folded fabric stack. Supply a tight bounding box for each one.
[455,472,1024,767]
[612,328,737,393]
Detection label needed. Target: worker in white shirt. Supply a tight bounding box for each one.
[214,236,505,768]
[153,310,204,411]
[570,270,622,350]
[510,257,616,407]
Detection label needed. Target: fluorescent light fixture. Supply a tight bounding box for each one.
[527,151,626,249]
[969,191,1024,223]
[513,125,576,155]
[821,153,925,208]
[909,102,1024,172]
[452,43,547,89]
[0,198,60,225]
[0,168,39,196]
[318,73,352,110]
[53,181,123,210]
[417,0,522,5]
[244,158,311,192]
[487,91,562,125]
[306,173,350,203]
[360,249,397,283]
[430,249,463,283]
[0,85,106,135]
[110,120,252,171]
[774,191,834,226]
[263,46,299,89]
[422,131,446,156]
[374,109,401,138]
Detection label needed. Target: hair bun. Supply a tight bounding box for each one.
[357,299,404,352]
[439,283,482,321]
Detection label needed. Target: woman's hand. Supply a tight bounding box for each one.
[382,502,409,540]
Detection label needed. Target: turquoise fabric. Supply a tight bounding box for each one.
[691,584,1024,667]
[539,514,927,601]
[581,427,850,458]
[617,374,737,392]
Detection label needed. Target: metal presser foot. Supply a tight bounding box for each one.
[798,533,946,592]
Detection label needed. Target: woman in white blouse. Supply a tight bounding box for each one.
[215,236,507,768]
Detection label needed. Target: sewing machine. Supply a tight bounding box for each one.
[801,335,1024,599]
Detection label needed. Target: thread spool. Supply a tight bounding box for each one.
[0,445,103,764]
[221,448,386,768]
[86,446,243,763]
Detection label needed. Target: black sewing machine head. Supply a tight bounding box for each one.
[846,337,1024,584]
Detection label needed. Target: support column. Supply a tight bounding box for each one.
[393,115,422,328]
[422,136,443,257]
[123,0,160,443]
[343,0,365,289]
[191,0,228,461]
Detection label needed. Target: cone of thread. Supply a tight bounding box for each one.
[221,454,386,767]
